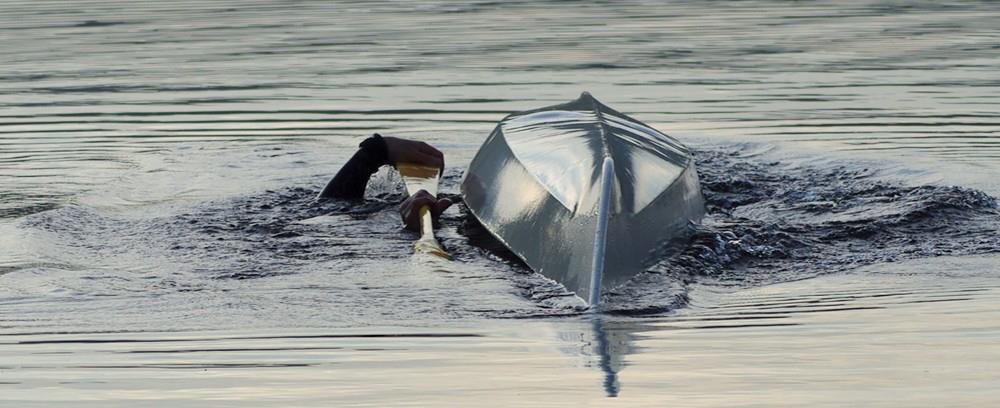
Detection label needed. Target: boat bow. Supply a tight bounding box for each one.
[461,92,704,304]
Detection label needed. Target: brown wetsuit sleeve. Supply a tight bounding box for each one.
[318,134,391,200]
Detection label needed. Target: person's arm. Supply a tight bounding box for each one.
[318,134,390,200]
[319,134,445,200]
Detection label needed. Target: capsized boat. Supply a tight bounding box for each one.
[461,92,705,307]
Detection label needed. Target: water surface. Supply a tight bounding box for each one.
[2,1,999,406]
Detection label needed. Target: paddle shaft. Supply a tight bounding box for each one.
[396,163,448,258]
[417,205,435,241]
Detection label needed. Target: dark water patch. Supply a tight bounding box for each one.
[601,145,1000,313]
[616,79,767,86]
[750,121,1000,128]
[221,48,350,57]
[894,297,973,305]
[674,323,802,330]
[0,73,53,82]
[421,98,514,104]
[21,183,408,280]
[1,328,235,337]
[272,40,380,48]
[27,83,309,94]
[116,346,345,354]
[2,98,295,108]
[0,128,118,134]
[179,188,408,280]
[706,306,888,317]
[15,332,482,346]
[771,81,1000,90]
[75,20,128,28]
[163,126,385,133]
[74,363,313,369]
[340,65,410,74]
[0,117,497,126]
[0,21,128,31]
[0,263,79,278]
[518,63,639,72]
[0,108,512,119]
[772,132,1000,138]
[183,23,296,33]
[0,193,63,219]
[706,286,992,310]
[660,315,793,324]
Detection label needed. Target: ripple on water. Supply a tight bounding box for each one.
[6,144,998,321]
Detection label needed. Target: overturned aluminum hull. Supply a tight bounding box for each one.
[461,93,705,304]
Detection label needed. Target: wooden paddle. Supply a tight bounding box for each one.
[396,162,449,259]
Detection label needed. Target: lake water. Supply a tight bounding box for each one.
[2,1,999,406]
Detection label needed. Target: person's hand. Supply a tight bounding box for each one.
[383,136,444,170]
[399,190,452,232]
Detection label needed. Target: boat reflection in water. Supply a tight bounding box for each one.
[553,316,637,397]
[462,92,704,306]
[592,316,627,397]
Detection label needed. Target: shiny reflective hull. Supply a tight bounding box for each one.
[461,93,705,301]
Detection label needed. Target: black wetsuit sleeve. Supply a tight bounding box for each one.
[318,134,391,200]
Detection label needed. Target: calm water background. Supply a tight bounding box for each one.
[2,1,999,406]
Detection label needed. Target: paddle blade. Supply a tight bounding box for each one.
[397,163,440,196]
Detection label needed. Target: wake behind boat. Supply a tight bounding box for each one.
[461,93,705,306]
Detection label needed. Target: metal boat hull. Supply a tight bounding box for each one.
[461,93,704,302]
